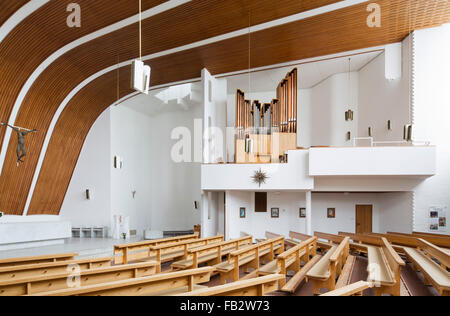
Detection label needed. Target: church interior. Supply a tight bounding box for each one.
[0,0,449,298]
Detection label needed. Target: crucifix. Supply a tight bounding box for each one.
[1,123,37,164]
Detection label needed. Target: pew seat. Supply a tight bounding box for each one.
[306,246,337,280]
[403,243,450,296]
[258,255,297,275]
[367,247,395,285]
[321,281,373,296]
[171,253,219,270]
[149,285,207,296]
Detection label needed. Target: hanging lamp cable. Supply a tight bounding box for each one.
[139,0,142,60]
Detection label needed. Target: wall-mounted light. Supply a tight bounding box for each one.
[346,131,351,141]
[404,124,413,141]
[368,127,372,137]
[85,189,91,200]
[345,110,354,121]
[387,120,392,131]
[194,201,199,210]
[114,156,123,169]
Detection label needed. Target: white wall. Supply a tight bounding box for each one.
[224,191,415,240]
[412,25,450,234]
[358,38,411,143]
[61,109,111,228]
[149,107,202,231]
[110,106,153,236]
[311,72,358,147]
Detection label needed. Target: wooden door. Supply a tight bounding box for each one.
[355,205,373,234]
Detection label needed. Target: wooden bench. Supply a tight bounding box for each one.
[177,274,285,296]
[306,237,350,295]
[366,232,423,254]
[0,261,159,296]
[260,236,320,293]
[255,231,281,243]
[413,231,450,238]
[320,281,373,296]
[290,231,332,251]
[0,253,77,268]
[403,238,450,296]
[30,267,215,296]
[171,236,253,270]
[367,237,405,296]
[113,233,199,264]
[0,257,112,281]
[387,231,450,249]
[150,235,224,271]
[338,232,384,253]
[216,236,285,284]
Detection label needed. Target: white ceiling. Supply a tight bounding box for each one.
[124,50,383,116]
[226,50,382,93]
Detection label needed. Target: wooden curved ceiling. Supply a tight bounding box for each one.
[1,0,450,215]
[0,1,27,26]
[0,0,341,215]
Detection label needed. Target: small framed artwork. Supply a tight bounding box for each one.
[240,207,246,219]
[271,208,280,218]
[327,208,336,219]
[299,208,306,218]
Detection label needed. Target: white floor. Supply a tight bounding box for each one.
[0,237,143,260]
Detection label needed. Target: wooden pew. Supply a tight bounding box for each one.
[259,237,317,281]
[0,257,112,281]
[113,233,199,264]
[290,231,332,251]
[255,231,280,243]
[0,253,77,268]
[216,237,285,284]
[171,236,253,270]
[367,237,405,296]
[0,261,159,296]
[387,231,450,249]
[413,231,450,238]
[150,235,224,271]
[338,232,384,253]
[29,267,215,296]
[306,237,350,295]
[366,232,422,254]
[403,238,450,296]
[178,274,285,296]
[259,236,320,293]
[320,281,373,296]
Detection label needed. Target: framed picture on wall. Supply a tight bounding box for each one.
[240,207,246,218]
[271,208,280,218]
[299,208,306,218]
[327,208,336,218]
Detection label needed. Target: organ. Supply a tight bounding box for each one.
[235,68,298,163]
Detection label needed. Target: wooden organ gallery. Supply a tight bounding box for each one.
[235,69,298,163]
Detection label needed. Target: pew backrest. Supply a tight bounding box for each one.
[29,267,215,296]
[0,253,77,268]
[188,236,252,260]
[0,261,159,296]
[338,232,383,246]
[266,231,282,239]
[367,233,418,248]
[229,236,285,264]
[0,257,112,281]
[314,232,345,244]
[417,238,450,269]
[289,231,312,241]
[113,233,199,264]
[381,237,405,281]
[387,232,450,249]
[277,236,317,274]
[150,235,224,262]
[178,274,285,296]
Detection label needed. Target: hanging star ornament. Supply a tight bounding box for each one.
[252,168,269,187]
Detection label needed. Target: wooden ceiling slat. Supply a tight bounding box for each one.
[26,0,450,215]
[0,1,28,26]
[0,0,341,214]
[0,0,168,158]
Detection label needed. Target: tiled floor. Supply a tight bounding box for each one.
[0,236,142,259]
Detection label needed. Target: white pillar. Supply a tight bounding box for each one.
[305,191,312,235]
[201,192,209,237]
